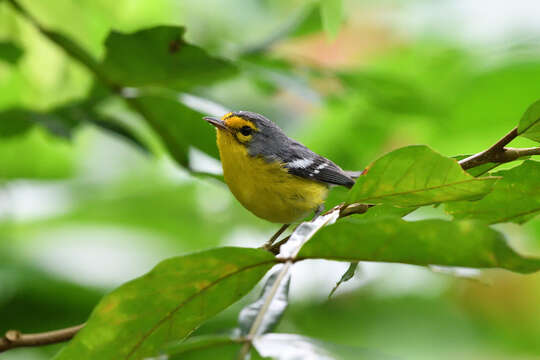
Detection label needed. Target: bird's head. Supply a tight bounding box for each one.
[204,111,286,156]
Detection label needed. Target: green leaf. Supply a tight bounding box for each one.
[446,160,540,224]
[0,103,146,153]
[320,0,343,40]
[88,114,148,153]
[328,261,358,298]
[54,247,275,360]
[101,26,237,89]
[298,217,540,274]
[129,95,219,166]
[518,99,540,142]
[0,41,23,64]
[0,108,76,139]
[348,145,499,207]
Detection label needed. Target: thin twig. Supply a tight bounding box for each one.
[459,127,517,169]
[0,324,84,353]
[457,127,534,170]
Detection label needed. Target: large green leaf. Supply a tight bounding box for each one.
[54,247,275,360]
[298,217,540,274]
[0,108,77,139]
[518,99,540,142]
[446,160,540,224]
[101,26,237,89]
[347,145,498,207]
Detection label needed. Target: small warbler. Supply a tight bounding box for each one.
[204,111,358,224]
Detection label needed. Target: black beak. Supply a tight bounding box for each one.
[203,116,228,131]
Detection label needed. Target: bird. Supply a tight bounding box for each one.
[204,111,359,233]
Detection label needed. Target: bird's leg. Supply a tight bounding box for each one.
[262,223,290,250]
[266,205,326,254]
[313,204,325,220]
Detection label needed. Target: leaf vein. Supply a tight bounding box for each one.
[125,259,276,359]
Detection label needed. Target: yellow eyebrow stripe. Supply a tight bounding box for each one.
[222,115,258,131]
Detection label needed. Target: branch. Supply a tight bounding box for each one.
[457,127,539,170]
[459,127,517,169]
[0,324,84,353]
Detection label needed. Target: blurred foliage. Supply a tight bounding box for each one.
[0,0,540,359]
[320,0,343,40]
[0,41,22,64]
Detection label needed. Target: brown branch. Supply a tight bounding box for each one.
[458,126,540,170]
[459,127,517,169]
[0,324,84,353]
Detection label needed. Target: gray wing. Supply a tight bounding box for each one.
[281,142,355,189]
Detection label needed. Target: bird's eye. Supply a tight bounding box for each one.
[240,126,253,136]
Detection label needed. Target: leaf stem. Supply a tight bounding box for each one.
[238,263,292,359]
[0,324,84,353]
[240,211,340,358]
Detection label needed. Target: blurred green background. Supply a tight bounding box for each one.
[1,0,540,359]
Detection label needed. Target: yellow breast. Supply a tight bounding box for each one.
[216,130,328,223]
